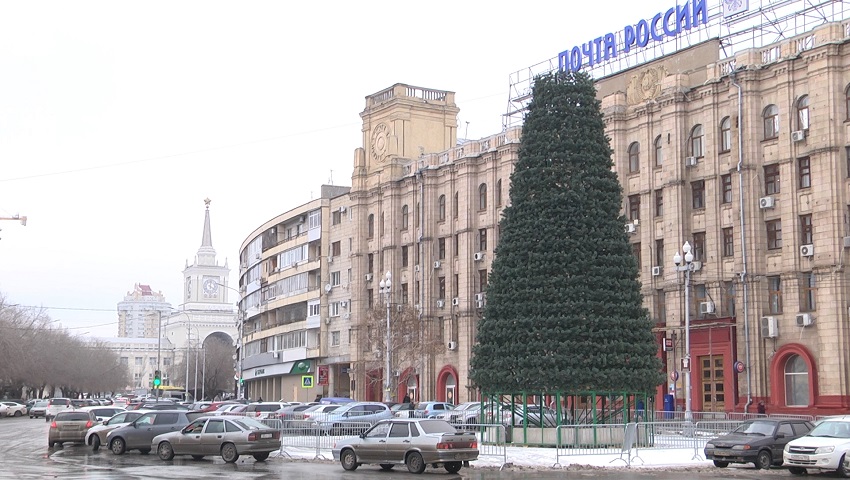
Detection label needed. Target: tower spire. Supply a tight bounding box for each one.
[196,198,217,266]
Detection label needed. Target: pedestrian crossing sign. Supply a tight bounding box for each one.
[301,375,314,388]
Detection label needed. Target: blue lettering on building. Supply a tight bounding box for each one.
[558,0,708,72]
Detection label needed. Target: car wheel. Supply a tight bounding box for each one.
[713,460,729,468]
[406,452,426,474]
[221,442,239,463]
[788,467,807,475]
[445,461,462,473]
[91,435,101,451]
[340,449,358,471]
[253,452,269,462]
[755,450,772,469]
[838,454,850,478]
[109,437,126,455]
[157,441,175,461]
[13,411,21,417]
[191,455,205,461]
[380,464,394,471]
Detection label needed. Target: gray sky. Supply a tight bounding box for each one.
[0,0,684,337]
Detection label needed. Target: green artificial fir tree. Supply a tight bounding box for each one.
[470,70,663,394]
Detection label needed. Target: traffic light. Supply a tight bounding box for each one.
[153,370,162,387]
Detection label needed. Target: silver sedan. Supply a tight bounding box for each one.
[152,416,281,463]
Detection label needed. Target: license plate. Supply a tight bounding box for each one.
[261,433,272,439]
[787,454,808,461]
[713,451,729,456]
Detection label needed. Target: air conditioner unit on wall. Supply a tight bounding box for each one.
[791,130,806,142]
[759,196,775,209]
[474,293,485,302]
[364,273,373,282]
[473,252,485,261]
[414,265,420,272]
[436,299,445,308]
[328,256,334,264]
[699,301,715,314]
[625,223,636,234]
[685,156,698,167]
[452,297,459,306]
[339,206,347,213]
[652,266,662,276]
[800,244,814,257]
[689,261,702,272]
[760,316,779,338]
[447,341,457,351]
[433,260,441,269]
[796,313,814,327]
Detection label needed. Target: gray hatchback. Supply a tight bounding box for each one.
[106,410,200,455]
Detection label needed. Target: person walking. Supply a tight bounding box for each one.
[757,401,766,414]
[402,394,411,404]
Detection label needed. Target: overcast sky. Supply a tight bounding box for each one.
[0,0,686,337]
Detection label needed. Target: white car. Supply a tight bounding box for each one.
[79,406,127,422]
[784,415,850,476]
[1,402,27,417]
[45,398,73,421]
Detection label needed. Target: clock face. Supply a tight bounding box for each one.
[203,278,218,296]
[370,123,389,162]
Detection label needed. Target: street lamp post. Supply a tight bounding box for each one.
[379,271,392,403]
[673,241,694,423]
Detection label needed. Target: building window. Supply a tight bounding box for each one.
[628,142,640,173]
[796,95,810,131]
[332,210,341,225]
[719,116,732,152]
[632,242,641,270]
[798,157,811,189]
[763,104,779,140]
[330,302,340,317]
[628,194,641,221]
[414,203,419,227]
[478,228,487,252]
[135,357,143,366]
[454,234,459,257]
[453,274,459,298]
[331,331,340,347]
[380,212,385,236]
[478,269,488,291]
[401,283,408,304]
[693,284,707,318]
[766,220,782,250]
[367,253,374,274]
[784,355,810,406]
[438,237,446,260]
[453,192,459,218]
[800,272,816,312]
[654,135,663,167]
[689,124,704,158]
[655,289,666,322]
[401,245,409,267]
[723,281,736,316]
[367,214,374,238]
[800,214,813,245]
[401,205,409,231]
[655,189,663,217]
[768,276,782,314]
[438,276,446,299]
[496,179,503,207]
[691,180,705,209]
[331,271,341,286]
[438,195,446,221]
[309,303,320,316]
[367,289,373,309]
[721,174,732,204]
[331,241,341,257]
[764,164,780,195]
[478,184,487,210]
[692,232,705,262]
[655,239,664,268]
[722,227,734,257]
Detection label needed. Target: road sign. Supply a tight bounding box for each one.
[301,375,314,388]
[734,361,745,373]
[663,337,673,351]
[670,370,679,381]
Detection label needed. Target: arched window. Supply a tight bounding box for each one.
[438,195,446,221]
[796,95,810,131]
[401,205,409,231]
[689,125,704,158]
[453,192,459,218]
[367,214,374,238]
[845,85,850,121]
[654,135,663,167]
[496,179,502,207]
[763,104,779,140]
[478,184,487,210]
[719,117,732,153]
[784,354,810,406]
[628,142,640,173]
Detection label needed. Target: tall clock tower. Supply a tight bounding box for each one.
[182,198,232,309]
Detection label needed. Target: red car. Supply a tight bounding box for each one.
[200,401,238,413]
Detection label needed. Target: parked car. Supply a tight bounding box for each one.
[152,416,281,463]
[208,403,245,416]
[106,410,200,455]
[436,401,482,428]
[784,415,850,476]
[0,403,7,416]
[704,418,814,469]
[1,401,28,417]
[30,400,49,419]
[45,398,73,421]
[391,402,416,418]
[86,410,148,451]
[245,402,288,419]
[48,410,98,447]
[275,404,314,425]
[199,401,237,413]
[312,402,394,435]
[333,418,478,474]
[79,406,127,423]
[220,405,248,416]
[413,401,455,419]
[296,404,341,421]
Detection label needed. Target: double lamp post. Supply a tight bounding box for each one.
[672,241,694,423]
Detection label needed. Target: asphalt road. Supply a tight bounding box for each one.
[0,414,827,479]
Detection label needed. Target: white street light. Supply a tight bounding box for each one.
[673,241,694,424]
[379,271,392,403]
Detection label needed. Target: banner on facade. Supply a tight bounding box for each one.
[317,365,329,386]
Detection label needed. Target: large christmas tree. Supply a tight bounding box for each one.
[470,71,663,394]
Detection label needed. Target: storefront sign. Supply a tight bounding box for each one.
[317,365,329,386]
[558,0,709,72]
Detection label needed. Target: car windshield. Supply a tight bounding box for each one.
[232,418,270,430]
[35,401,48,407]
[57,412,91,421]
[419,419,458,434]
[732,420,776,436]
[332,405,354,415]
[808,421,850,438]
